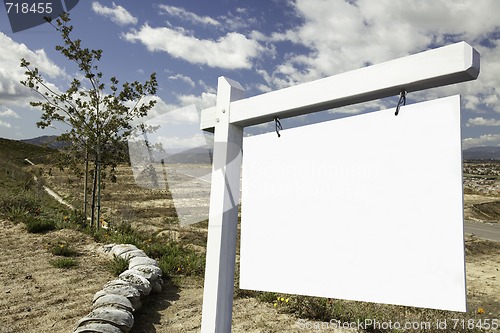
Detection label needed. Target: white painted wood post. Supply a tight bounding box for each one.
[201,77,245,333]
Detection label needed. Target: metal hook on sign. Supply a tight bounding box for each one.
[274,117,283,138]
[395,90,407,116]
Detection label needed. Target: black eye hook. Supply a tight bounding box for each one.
[274,117,283,137]
[395,90,407,116]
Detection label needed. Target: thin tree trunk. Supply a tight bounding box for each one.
[83,146,89,225]
[96,148,102,231]
[90,162,98,229]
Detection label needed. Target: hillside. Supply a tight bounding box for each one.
[0,137,58,165]
[20,135,68,149]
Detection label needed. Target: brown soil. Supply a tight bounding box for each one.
[0,219,498,332]
[0,219,361,333]
[0,220,111,333]
[464,195,500,223]
[4,163,496,332]
[471,201,500,222]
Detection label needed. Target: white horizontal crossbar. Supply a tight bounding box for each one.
[201,41,479,130]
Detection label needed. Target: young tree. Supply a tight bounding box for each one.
[20,13,158,229]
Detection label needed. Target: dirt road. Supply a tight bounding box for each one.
[465,221,500,242]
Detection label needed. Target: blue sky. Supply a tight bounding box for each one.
[0,0,499,148]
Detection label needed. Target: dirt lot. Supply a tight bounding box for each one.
[0,219,498,332]
[0,219,365,332]
[1,162,497,332]
[0,220,111,333]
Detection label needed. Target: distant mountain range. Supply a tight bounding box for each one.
[15,135,500,161]
[161,147,213,164]
[462,146,500,160]
[20,135,68,149]
[21,135,213,164]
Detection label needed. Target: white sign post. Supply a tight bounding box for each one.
[200,42,479,332]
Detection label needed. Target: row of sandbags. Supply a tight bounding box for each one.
[73,244,163,333]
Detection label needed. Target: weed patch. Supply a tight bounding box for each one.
[108,255,130,276]
[49,242,78,257]
[157,246,205,277]
[6,206,30,223]
[51,257,78,269]
[0,191,41,218]
[25,217,57,233]
[109,222,142,246]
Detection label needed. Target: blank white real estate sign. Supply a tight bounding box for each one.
[240,95,466,312]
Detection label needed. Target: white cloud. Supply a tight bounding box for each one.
[463,134,500,148]
[255,83,272,93]
[133,103,208,152]
[469,43,500,114]
[263,0,500,92]
[156,133,207,150]
[197,80,216,94]
[92,2,137,26]
[219,9,258,31]
[123,24,265,69]
[0,120,12,128]
[0,107,20,118]
[169,74,195,88]
[136,96,199,124]
[0,70,17,96]
[0,33,64,79]
[328,99,389,115]
[383,1,500,42]
[157,4,258,31]
[248,0,500,137]
[160,104,200,124]
[467,117,500,127]
[130,96,177,121]
[159,4,220,27]
[0,33,65,106]
[176,92,216,113]
[131,91,216,128]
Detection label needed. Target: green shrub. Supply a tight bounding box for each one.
[0,191,41,216]
[109,222,141,246]
[143,241,172,258]
[51,257,78,269]
[22,176,36,190]
[49,243,78,257]
[256,292,280,303]
[70,209,86,226]
[114,221,134,235]
[108,255,130,276]
[112,233,141,246]
[90,229,108,243]
[59,209,86,229]
[25,218,56,233]
[6,206,29,223]
[157,243,205,277]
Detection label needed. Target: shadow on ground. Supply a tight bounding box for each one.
[130,280,180,333]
